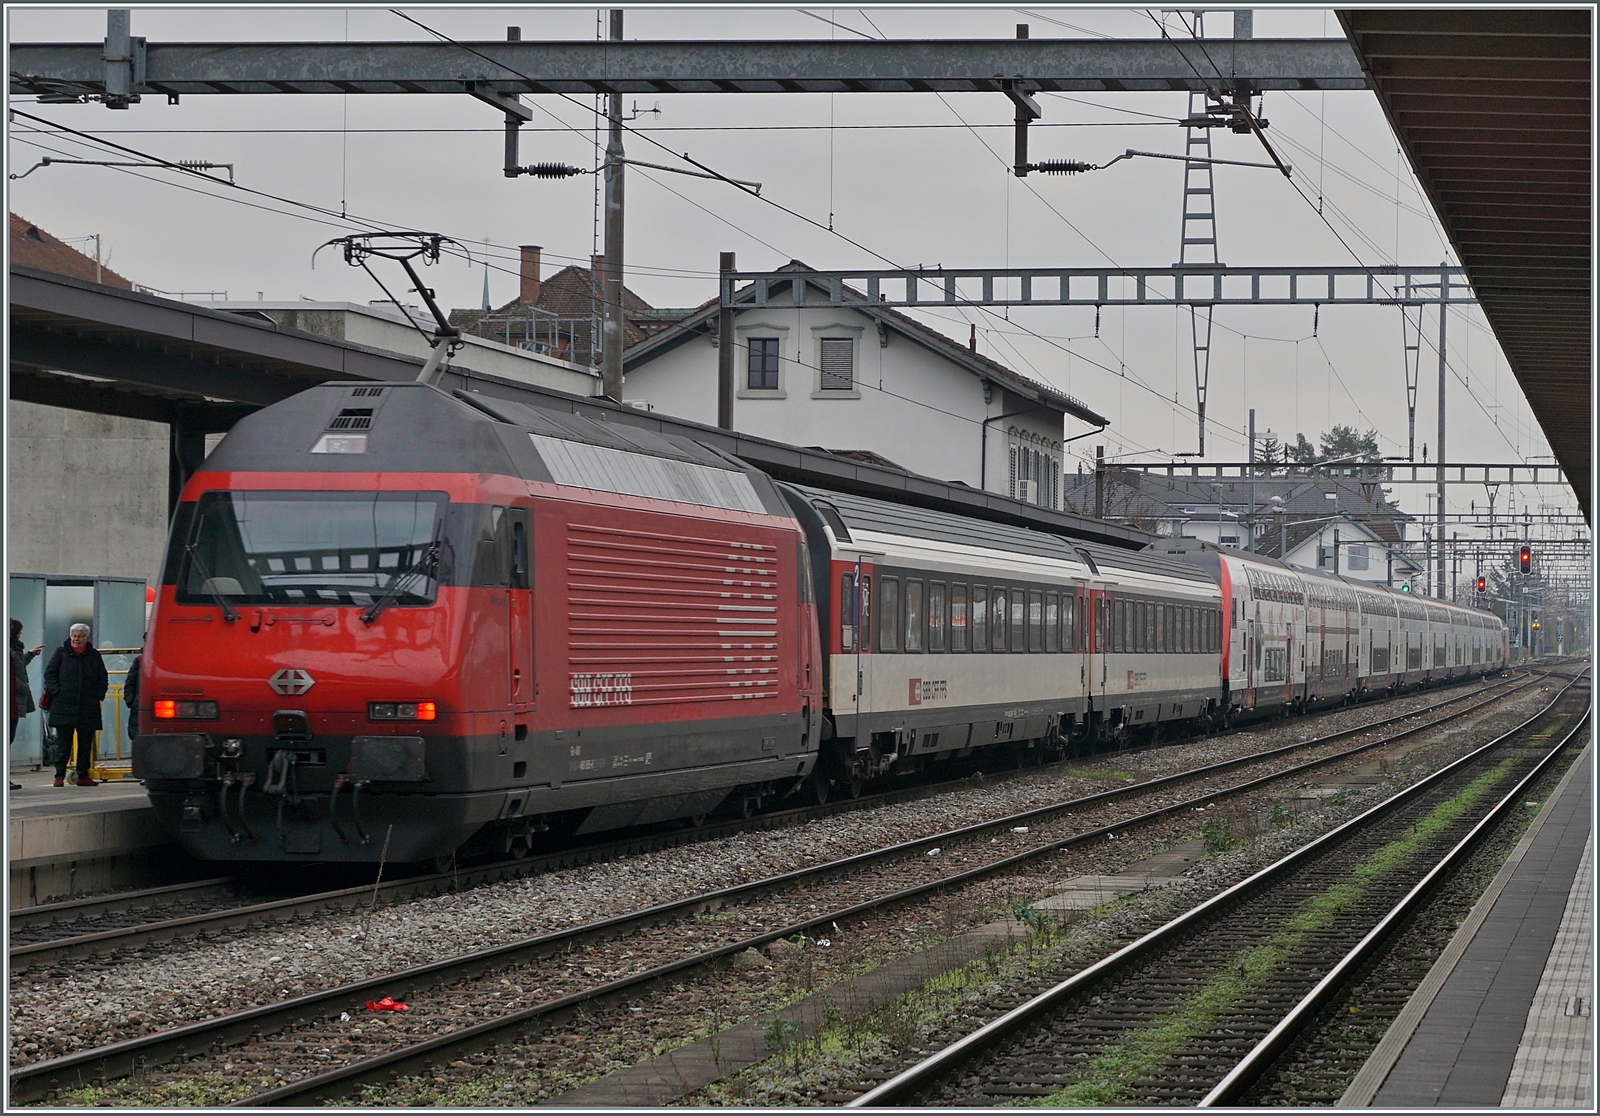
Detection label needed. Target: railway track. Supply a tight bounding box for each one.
[9,669,1557,1106]
[846,677,1588,1107]
[7,670,1533,974]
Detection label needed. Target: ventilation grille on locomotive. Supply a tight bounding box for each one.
[328,408,374,430]
[566,522,780,708]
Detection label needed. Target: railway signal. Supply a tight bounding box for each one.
[1519,545,1533,574]
[1476,576,1487,594]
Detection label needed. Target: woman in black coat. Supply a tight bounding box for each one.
[42,623,108,787]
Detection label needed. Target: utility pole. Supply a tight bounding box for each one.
[1246,408,1256,552]
[1435,284,1448,598]
[717,251,735,429]
[601,9,626,402]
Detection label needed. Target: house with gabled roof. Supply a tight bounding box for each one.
[1060,466,1424,585]
[619,261,1108,510]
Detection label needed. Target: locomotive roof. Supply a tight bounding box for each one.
[200,382,791,517]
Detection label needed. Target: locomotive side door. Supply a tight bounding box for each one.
[507,508,533,709]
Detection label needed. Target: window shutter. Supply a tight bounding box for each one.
[819,338,853,390]
[1008,445,1017,497]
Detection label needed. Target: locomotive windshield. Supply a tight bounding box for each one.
[175,490,447,607]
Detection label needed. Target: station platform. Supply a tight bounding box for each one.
[6,770,181,909]
[1340,744,1593,1108]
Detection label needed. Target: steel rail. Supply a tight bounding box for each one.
[6,672,1541,1104]
[847,675,1582,1106]
[1199,698,1591,1106]
[219,674,1564,1107]
[8,672,1527,971]
[8,878,235,932]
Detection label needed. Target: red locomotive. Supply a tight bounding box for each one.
[135,383,822,864]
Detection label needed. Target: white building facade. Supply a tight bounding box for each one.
[621,267,1106,508]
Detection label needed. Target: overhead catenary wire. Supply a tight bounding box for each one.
[10,18,1540,468]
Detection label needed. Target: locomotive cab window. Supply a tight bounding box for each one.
[175,489,447,608]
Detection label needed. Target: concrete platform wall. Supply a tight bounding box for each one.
[7,401,170,585]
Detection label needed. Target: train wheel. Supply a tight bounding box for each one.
[428,854,454,875]
[812,773,830,805]
[848,773,865,799]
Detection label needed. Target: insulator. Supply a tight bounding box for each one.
[519,162,583,179]
[1032,160,1094,175]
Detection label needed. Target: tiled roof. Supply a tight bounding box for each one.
[9,213,133,289]
[1062,469,1412,544]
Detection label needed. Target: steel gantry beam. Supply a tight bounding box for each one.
[720,265,1475,310]
[1115,461,1566,487]
[9,35,1370,101]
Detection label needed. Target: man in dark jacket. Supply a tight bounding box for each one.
[124,652,142,742]
[10,619,42,789]
[42,623,109,787]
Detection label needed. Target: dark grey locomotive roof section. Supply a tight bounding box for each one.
[11,264,1152,549]
[203,382,534,478]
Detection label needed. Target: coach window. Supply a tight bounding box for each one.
[1028,591,1044,652]
[1062,593,1075,652]
[951,584,968,651]
[991,587,1009,652]
[1154,603,1166,653]
[1010,590,1026,653]
[879,577,900,652]
[972,585,988,652]
[1110,599,1123,653]
[905,580,924,653]
[928,582,947,652]
[1188,607,1198,653]
[1045,593,1059,653]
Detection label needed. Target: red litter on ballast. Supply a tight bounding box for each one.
[365,997,410,1012]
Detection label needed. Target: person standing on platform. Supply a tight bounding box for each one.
[124,651,142,742]
[9,619,42,790]
[42,623,108,787]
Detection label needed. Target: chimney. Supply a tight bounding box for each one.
[519,245,542,305]
[969,324,978,352]
[591,253,606,284]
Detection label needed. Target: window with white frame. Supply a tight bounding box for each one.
[747,337,780,390]
[1007,430,1062,509]
[818,337,854,391]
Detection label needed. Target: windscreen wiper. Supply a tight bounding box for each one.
[362,542,440,624]
[184,541,239,623]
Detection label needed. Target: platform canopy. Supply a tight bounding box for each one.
[1339,10,1591,521]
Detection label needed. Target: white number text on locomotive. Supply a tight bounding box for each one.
[570,672,634,707]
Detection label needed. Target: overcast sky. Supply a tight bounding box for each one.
[6,6,1580,537]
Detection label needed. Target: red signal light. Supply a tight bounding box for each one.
[1519,546,1532,574]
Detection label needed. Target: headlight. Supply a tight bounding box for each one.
[153,700,219,720]
[368,701,437,722]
